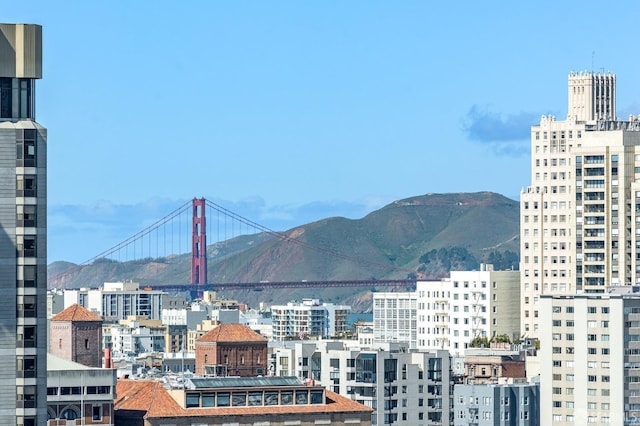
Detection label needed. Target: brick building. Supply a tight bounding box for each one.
[195,323,268,376]
[49,304,103,368]
[114,376,372,426]
[463,350,526,385]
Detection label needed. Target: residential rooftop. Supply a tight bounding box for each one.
[50,303,102,322]
[115,378,372,419]
[196,323,267,343]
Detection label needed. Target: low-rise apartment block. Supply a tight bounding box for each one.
[271,299,349,341]
[454,381,540,426]
[64,281,166,323]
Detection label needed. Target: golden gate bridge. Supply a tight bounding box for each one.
[48,198,418,292]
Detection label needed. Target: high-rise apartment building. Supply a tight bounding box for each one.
[520,71,640,339]
[0,24,46,425]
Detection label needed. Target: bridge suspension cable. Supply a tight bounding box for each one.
[80,200,193,266]
[204,199,414,275]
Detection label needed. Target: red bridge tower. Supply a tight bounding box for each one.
[191,198,207,285]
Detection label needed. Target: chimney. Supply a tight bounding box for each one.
[104,348,113,369]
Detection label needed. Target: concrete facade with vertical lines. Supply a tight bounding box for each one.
[0,23,46,425]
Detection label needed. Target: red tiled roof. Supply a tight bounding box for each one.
[115,380,372,419]
[116,380,183,416]
[51,304,102,322]
[196,323,267,343]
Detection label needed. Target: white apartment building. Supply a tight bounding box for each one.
[521,71,640,339]
[540,288,640,424]
[419,267,520,356]
[104,319,166,356]
[271,299,350,341]
[64,281,164,323]
[161,308,208,329]
[373,292,418,348]
[374,265,520,356]
[271,340,453,426]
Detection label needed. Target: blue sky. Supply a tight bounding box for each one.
[7,1,640,263]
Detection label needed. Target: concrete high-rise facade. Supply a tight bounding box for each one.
[539,289,640,425]
[0,24,46,424]
[520,71,640,339]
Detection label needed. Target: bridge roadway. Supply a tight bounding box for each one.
[155,279,417,293]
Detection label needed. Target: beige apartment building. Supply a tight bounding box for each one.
[521,71,640,339]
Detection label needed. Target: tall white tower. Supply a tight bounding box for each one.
[567,71,616,122]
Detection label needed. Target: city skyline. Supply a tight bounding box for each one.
[7,2,640,262]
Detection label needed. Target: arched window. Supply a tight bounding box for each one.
[60,407,79,420]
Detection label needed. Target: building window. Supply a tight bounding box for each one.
[17,295,36,318]
[17,326,36,348]
[16,356,36,379]
[59,408,79,420]
[16,175,36,198]
[16,235,36,258]
[92,406,102,421]
[16,205,36,227]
